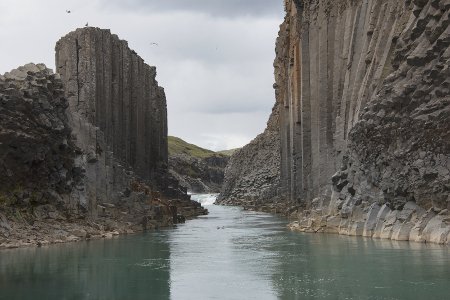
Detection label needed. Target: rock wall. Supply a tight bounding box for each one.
[169,154,229,193]
[280,0,450,244]
[55,27,171,216]
[278,0,410,205]
[221,0,450,244]
[0,28,207,249]
[0,64,78,207]
[216,103,283,211]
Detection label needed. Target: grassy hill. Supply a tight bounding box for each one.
[168,136,239,159]
[168,136,238,193]
[168,136,220,158]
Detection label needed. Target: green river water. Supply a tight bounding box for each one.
[0,194,449,300]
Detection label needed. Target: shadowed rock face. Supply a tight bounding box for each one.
[169,154,229,194]
[221,0,450,244]
[216,103,282,210]
[0,64,78,206]
[55,27,171,216]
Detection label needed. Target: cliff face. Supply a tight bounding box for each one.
[0,28,206,249]
[284,0,450,244]
[278,0,409,205]
[216,103,283,211]
[55,28,171,216]
[54,27,204,220]
[0,64,78,208]
[221,0,450,244]
[54,27,206,222]
[169,154,228,193]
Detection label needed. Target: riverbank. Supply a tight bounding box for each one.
[287,201,450,246]
[218,200,295,217]
[1,203,449,300]
[0,197,207,250]
[216,199,450,245]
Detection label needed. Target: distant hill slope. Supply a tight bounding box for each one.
[168,136,237,193]
[168,136,223,158]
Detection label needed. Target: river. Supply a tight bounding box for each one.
[0,194,449,300]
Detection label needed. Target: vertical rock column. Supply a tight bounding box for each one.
[55,27,168,217]
[278,0,410,206]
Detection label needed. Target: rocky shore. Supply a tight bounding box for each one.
[1,183,207,250]
[288,201,450,244]
[0,196,206,250]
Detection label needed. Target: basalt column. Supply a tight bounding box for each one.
[282,0,450,244]
[55,27,168,216]
[278,0,413,206]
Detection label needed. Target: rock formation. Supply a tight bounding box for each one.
[0,64,78,208]
[167,136,229,193]
[55,27,171,216]
[220,0,450,244]
[0,28,206,249]
[216,104,283,211]
[169,154,228,193]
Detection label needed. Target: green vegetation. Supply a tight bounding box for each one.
[168,136,228,158]
[168,136,240,158]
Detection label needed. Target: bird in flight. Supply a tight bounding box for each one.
[66,10,71,13]
[150,42,159,46]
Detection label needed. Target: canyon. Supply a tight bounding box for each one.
[0,2,449,299]
[219,0,450,244]
[1,0,449,249]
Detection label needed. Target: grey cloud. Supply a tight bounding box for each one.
[0,0,283,150]
[169,111,270,150]
[192,101,272,115]
[104,0,284,18]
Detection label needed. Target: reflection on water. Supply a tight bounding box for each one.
[0,234,171,300]
[270,233,450,300]
[0,194,449,300]
[169,204,280,300]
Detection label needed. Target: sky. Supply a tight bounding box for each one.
[0,0,284,151]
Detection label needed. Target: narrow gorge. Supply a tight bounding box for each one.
[219,0,450,245]
[0,1,449,299]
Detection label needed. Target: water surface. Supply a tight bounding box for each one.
[0,194,449,299]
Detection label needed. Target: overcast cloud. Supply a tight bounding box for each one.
[0,0,284,150]
[105,0,283,17]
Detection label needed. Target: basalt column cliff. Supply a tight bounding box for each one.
[283,0,450,244]
[0,28,205,249]
[55,28,171,215]
[220,0,450,244]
